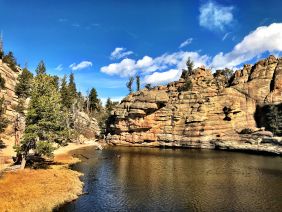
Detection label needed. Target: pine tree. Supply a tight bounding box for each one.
[68,73,77,103]
[136,75,140,91]
[19,73,69,160]
[15,68,33,98]
[2,51,18,72]
[60,75,72,109]
[105,98,118,114]
[181,57,194,79]
[126,76,134,94]
[0,97,8,133]
[35,60,46,75]
[88,88,99,112]
[145,83,152,90]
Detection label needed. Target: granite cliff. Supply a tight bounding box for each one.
[106,56,282,154]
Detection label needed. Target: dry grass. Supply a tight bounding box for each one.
[0,168,83,212]
[0,142,100,212]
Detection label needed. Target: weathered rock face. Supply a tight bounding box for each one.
[0,59,21,136]
[74,111,100,139]
[106,56,282,154]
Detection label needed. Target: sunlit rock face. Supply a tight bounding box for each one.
[0,59,21,135]
[106,56,282,154]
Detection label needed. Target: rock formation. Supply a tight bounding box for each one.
[106,56,282,154]
[0,59,21,136]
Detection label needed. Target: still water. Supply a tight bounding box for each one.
[57,147,282,212]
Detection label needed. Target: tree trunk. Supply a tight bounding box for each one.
[20,155,26,169]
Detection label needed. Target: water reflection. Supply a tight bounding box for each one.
[57,147,282,212]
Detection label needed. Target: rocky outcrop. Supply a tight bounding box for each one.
[74,111,100,140]
[0,59,21,135]
[106,56,282,154]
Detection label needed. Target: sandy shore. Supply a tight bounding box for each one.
[0,141,101,212]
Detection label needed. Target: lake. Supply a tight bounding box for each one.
[57,147,282,212]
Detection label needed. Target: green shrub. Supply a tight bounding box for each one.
[178,79,192,92]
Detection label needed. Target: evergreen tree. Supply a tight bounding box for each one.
[181,57,194,79]
[52,75,60,90]
[2,51,17,72]
[105,98,119,113]
[68,73,77,102]
[145,83,152,90]
[0,97,8,133]
[15,68,33,98]
[60,75,72,109]
[19,73,69,160]
[35,60,46,75]
[126,76,134,94]
[136,75,140,91]
[88,87,99,112]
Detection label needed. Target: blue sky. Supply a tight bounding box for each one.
[0,0,282,102]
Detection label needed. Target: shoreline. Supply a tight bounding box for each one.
[108,142,281,156]
[0,141,102,212]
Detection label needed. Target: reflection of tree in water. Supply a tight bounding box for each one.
[255,103,282,136]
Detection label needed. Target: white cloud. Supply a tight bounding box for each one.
[55,64,63,71]
[110,47,134,60]
[101,58,136,77]
[100,51,210,83]
[100,23,282,86]
[143,69,181,85]
[199,1,234,31]
[179,38,193,48]
[69,61,93,71]
[212,23,282,69]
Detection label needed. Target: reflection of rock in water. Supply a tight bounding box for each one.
[106,56,282,154]
[57,147,282,212]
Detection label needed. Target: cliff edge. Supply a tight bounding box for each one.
[106,55,282,154]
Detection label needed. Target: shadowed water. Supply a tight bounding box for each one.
[57,147,282,212]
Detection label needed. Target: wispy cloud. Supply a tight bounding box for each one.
[222,32,231,41]
[72,23,80,27]
[179,38,193,48]
[69,61,93,71]
[58,18,68,23]
[199,1,234,31]
[55,64,63,71]
[110,47,134,60]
